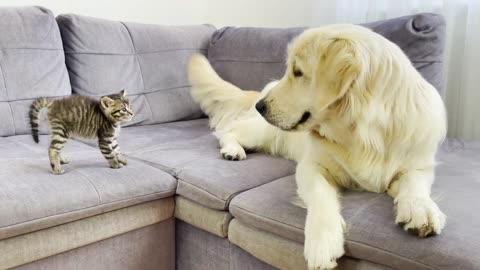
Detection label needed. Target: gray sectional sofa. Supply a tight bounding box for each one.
[1,6,479,270]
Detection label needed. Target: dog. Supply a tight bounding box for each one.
[188,24,447,270]
[188,56,308,162]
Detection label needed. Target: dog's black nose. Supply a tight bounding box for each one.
[255,99,267,115]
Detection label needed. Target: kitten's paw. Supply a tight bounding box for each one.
[220,144,246,161]
[108,161,124,169]
[395,195,446,237]
[52,166,65,175]
[60,157,69,164]
[116,154,128,165]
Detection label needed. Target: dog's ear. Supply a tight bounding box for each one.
[315,38,365,111]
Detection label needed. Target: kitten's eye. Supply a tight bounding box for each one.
[293,69,303,78]
[122,108,127,112]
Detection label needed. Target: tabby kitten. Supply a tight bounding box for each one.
[28,90,134,175]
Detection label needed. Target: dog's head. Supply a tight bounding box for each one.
[256,24,373,131]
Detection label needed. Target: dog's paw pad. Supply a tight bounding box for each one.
[220,145,247,161]
[395,196,446,238]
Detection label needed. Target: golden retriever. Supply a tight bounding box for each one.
[188,24,447,270]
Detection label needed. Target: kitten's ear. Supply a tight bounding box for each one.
[119,89,126,96]
[100,96,115,108]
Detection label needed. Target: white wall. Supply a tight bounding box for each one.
[0,0,317,27]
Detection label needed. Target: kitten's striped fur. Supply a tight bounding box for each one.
[29,90,134,174]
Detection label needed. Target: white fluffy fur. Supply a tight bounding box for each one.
[188,24,447,270]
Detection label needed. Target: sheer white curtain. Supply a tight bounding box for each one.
[311,0,480,141]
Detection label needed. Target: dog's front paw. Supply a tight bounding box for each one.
[395,195,446,237]
[220,144,247,161]
[304,215,345,270]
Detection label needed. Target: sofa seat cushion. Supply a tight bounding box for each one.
[0,135,176,240]
[115,119,296,210]
[0,6,71,136]
[229,139,480,270]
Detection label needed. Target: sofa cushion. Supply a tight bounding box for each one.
[0,6,71,136]
[56,14,216,126]
[208,13,446,96]
[0,135,176,240]
[229,139,480,270]
[113,119,296,210]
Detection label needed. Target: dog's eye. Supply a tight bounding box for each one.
[293,69,303,78]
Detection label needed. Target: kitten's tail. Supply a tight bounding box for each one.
[29,97,54,143]
[188,53,260,129]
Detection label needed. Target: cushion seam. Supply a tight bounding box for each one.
[2,85,190,103]
[0,59,16,134]
[0,189,176,230]
[0,48,63,51]
[230,204,304,234]
[1,95,69,103]
[70,167,102,204]
[177,179,226,208]
[209,59,442,64]
[225,173,295,208]
[40,13,56,45]
[119,21,154,121]
[64,48,207,55]
[119,22,146,89]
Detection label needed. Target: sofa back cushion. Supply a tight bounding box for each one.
[0,6,71,136]
[208,13,446,96]
[57,15,215,126]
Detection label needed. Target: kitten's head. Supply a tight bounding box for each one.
[100,90,134,122]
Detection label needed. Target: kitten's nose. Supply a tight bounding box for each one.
[255,99,267,115]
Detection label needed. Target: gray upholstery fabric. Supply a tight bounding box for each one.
[174,196,232,237]
[229,219,394,270]
[118,119,296,210]
[12,219,175,270]
[56,14,215,126]
[208,13,446,96]
[1,200,173,269]
[230,139,480,270]
[177,219,391,270]
[0,6,71,136]
[0,135,176,240]
[176,219,277,270]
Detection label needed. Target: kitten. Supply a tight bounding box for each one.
[28,90,134,175]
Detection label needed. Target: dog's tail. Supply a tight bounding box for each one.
[28,97,53,143]
[188,53,260,129]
